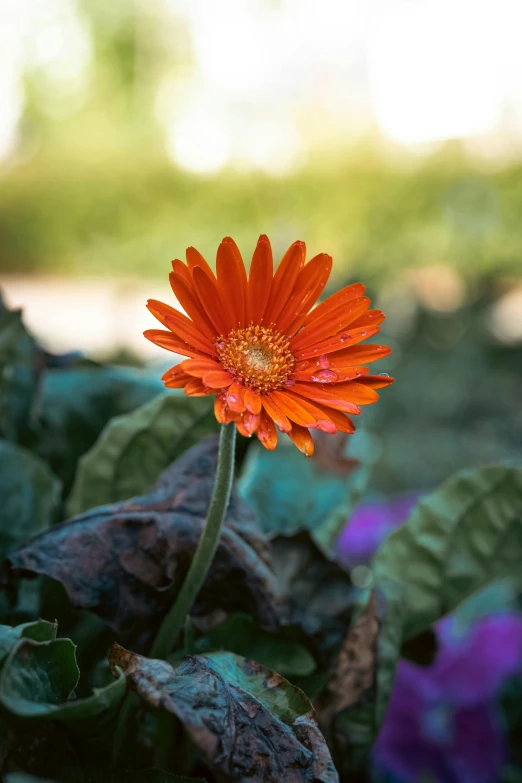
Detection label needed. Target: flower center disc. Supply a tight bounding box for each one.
[216,325,295,393]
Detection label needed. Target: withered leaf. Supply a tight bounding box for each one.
[317,592,378,729]
[108,644,339,783]
[2,438,279,648]
[271,532,355,663]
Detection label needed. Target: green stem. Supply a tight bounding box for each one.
[150,422,236,660]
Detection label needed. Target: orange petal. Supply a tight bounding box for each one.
[186,246,215,280]
[257,410,278,450]
[169,271,217,342]
[262,395,292,432]
[304,401,355,433]
[243,387,262,414]
[243,410,261,434]
[290,297,370,352]
[263,240,305,325]
[171,259,193,287]
[236,418,251,438]
[296,380,379,406]
[192,266,229,336]
[286,424,314,457]
[247,235,273,325]
[328,344,391,367]
[354,374,394,389]
[279,390,338,433]
[203,370,234,388]
[293,325,381,360]
[226,382,247,413]
[179,357,222,377]
[143,329,203,358]
[302,283,366,328]
[146,300,216,356]
[268,389,317,428]
[292,382,362,414]
[216,237,247,330]
[292,365,370,383]
[351,309,386,329]
[275,253,332,334]
[185,378,212,396]
[214,393,227,423]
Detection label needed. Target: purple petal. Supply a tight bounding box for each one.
[336,494,419,566]
[431,614,522,704]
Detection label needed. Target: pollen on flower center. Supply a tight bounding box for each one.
[216,324,295,393]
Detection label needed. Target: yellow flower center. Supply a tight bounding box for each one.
[216,324,295,393]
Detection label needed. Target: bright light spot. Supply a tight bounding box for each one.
[490,287,522,343]
[351,565,374,589]
[411,266,466,312]
[368,0,515,145]
[165,93,232,174]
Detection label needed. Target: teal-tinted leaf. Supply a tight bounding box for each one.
[0,637,125,723]
[239,433,377,552]
[109,643,339,782]
[373,465,522,639]
[0,440,61,559]
[67,393,218,516]
[12,769,207,783]
[195,614,316,677]
[0,620,57,665]
[0,294,43,442]
[33,367,163,494]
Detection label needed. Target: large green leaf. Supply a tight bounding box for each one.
[373,465,522,640]
[0,637,126,723]
[67,393,218,516]
[0,620,57,665]
[0,440,61,559]
[33,367,163,494]
[109,644,339,782]
[0,294,42,443]
[239,433,377,551]
[194,613,316,677]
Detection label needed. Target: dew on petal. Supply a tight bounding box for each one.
[285,379,296,386]
[318,355,330,369]
[296,360,310,371]
[341,333,351,342]
[311,369,338,382]
[227,393,239,404]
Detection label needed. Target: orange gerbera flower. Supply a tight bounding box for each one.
[144,236,393,457]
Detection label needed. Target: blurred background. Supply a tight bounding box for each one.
[1,0,521,493]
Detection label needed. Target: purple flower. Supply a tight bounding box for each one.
[374,613,522,783]
[336,494,419,567]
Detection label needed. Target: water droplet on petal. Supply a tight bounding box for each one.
[379,372,390,377]
[296,360,310,371]
[227,393,239,404]
[318,355,330,369]
[311,369,338,382]
[285,379,296,387]
[341,333,351,342]
[360,330,367,337]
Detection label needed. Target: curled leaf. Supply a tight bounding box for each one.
[108,644,339,782]
[3,438,279,647]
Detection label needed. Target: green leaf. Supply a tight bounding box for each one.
[194,613,316,677]
[239,433,377,551]
[0,440,61,559]
[0,637,125,723]
[109,644,339,782]
[373,465,522,639]
[203,651,311,725]
[67,393,218,515]
[0,620,57,665]
[0,295,42,442]
[33,367,163,494]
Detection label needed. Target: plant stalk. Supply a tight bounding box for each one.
[150,422,236,659]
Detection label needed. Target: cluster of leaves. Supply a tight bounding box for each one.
[1,293,522,782]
